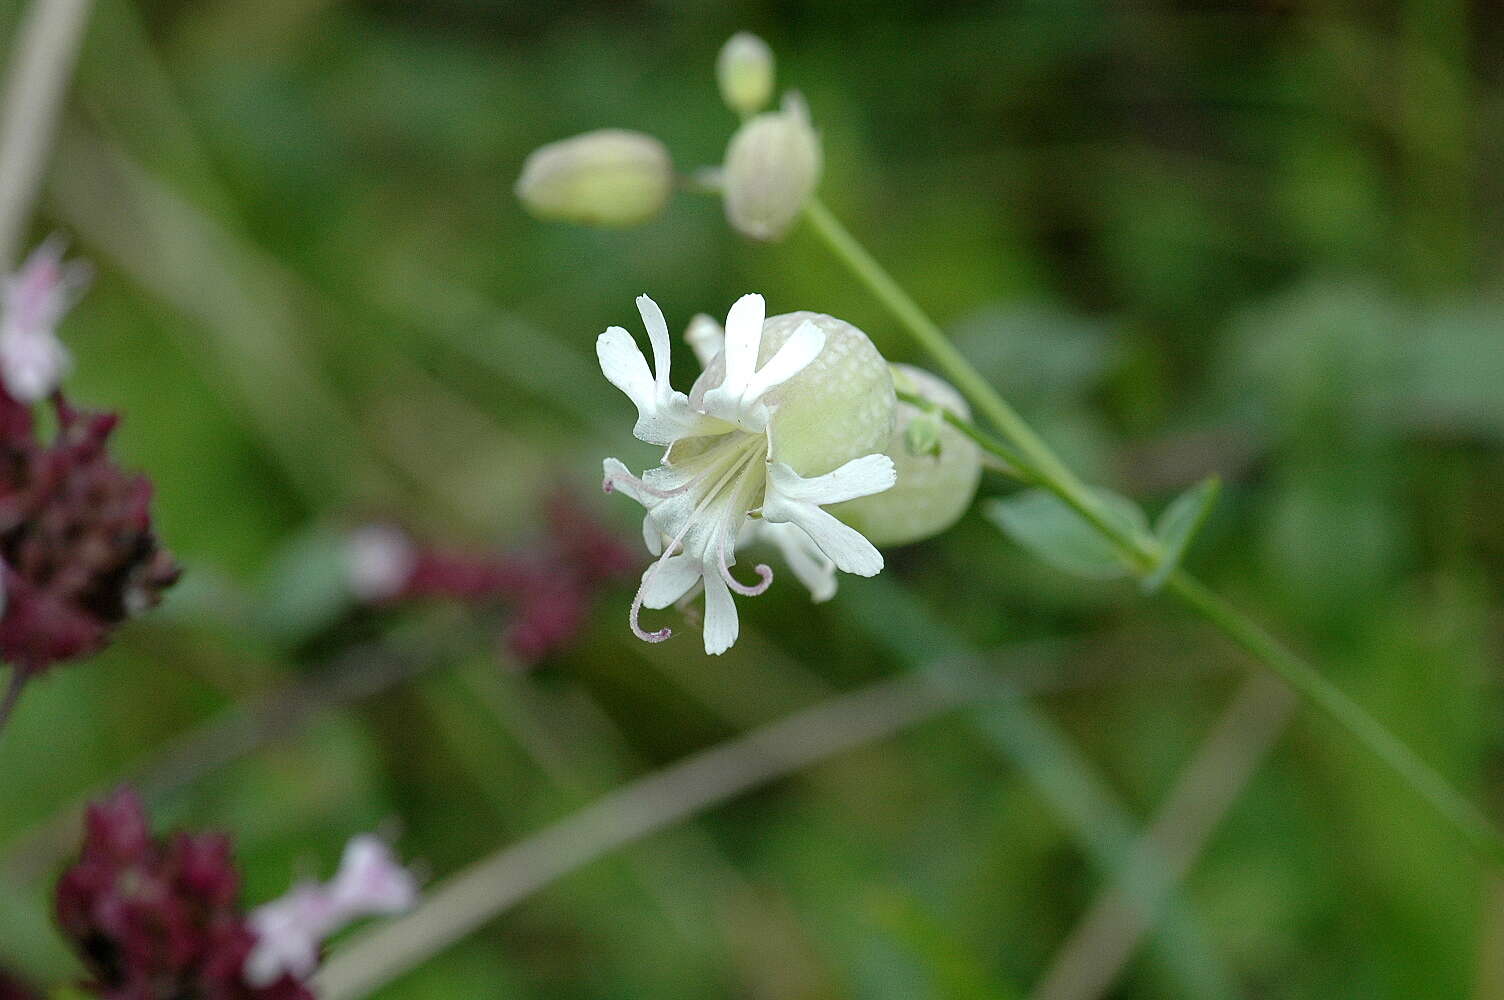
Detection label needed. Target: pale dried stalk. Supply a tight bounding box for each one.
[0,0,93,268]
[314,667,1008,1000]
[1030,674,1297,1000]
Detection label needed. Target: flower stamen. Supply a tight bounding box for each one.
[717,524,771,596]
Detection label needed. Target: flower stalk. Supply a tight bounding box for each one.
[804,196,1504,864]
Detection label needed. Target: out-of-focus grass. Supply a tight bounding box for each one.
[0,1,1501,997]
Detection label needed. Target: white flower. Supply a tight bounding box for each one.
[245,834,418,987]
[599,293,896,654]
[0,236,89,402]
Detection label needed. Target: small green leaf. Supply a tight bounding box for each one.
[984,488,1146,580]
[1142,476,1220,593]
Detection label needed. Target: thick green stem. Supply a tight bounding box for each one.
[801,196,1504,864]
[1164,572,1504,864]
[804,199,1136,549]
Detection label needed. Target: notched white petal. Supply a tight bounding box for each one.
[770,503,884,576]
[705,309,824,432]
[602,457,654,504]
[597,318,724,446]
[740,320,824,407]
[720,292,765,390]
[768,454,897,506]
[635,294,674,391]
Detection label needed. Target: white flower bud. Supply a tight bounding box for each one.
[515,129,673,228]
[716,32,775,115]
[722,94,821,242]
[833,365,982,547]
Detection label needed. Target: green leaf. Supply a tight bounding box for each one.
[1142,476,1221,593]
[984,488,1146,580]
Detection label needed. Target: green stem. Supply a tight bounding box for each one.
[803,198,1136,551]
[1164,572,1504,863]
[800,196,1504,864]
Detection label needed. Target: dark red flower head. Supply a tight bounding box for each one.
[0,393,179,678]
[349,489,637,665]
[0,969,39,1000]
[55,789,312,1000]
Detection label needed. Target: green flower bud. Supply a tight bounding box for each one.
[716,32,775,115]
[722,95,821,242]
[833,364,982,547]
[515,129,672,228]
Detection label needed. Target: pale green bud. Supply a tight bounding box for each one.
[833,365,983,547]
[515,129,672,228]
[716,32,775,115]
[721,94,821,242]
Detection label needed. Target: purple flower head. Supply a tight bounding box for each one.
[55,789,313,1000]
[0,395,180,678]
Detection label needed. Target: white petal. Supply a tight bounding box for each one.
[642,515,663,556]
[767,454,897,506]
[603,458,654,510]
[328,835,418,917]
[708,293,765,408]
[762,522,837,602]
[700,564,740,654]
[635,294,674,395]
[599,312,727,446]
[764,502,884,577]
[738,320,825,406]
[597,326,656,415]
[639,553,703,609]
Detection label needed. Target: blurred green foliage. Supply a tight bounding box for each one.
[1,1,1502,997]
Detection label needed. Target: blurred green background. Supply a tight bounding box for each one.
[1,0,1502,997]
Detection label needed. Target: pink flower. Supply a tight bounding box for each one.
[244,835,417,987]
[0,237,89,403]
